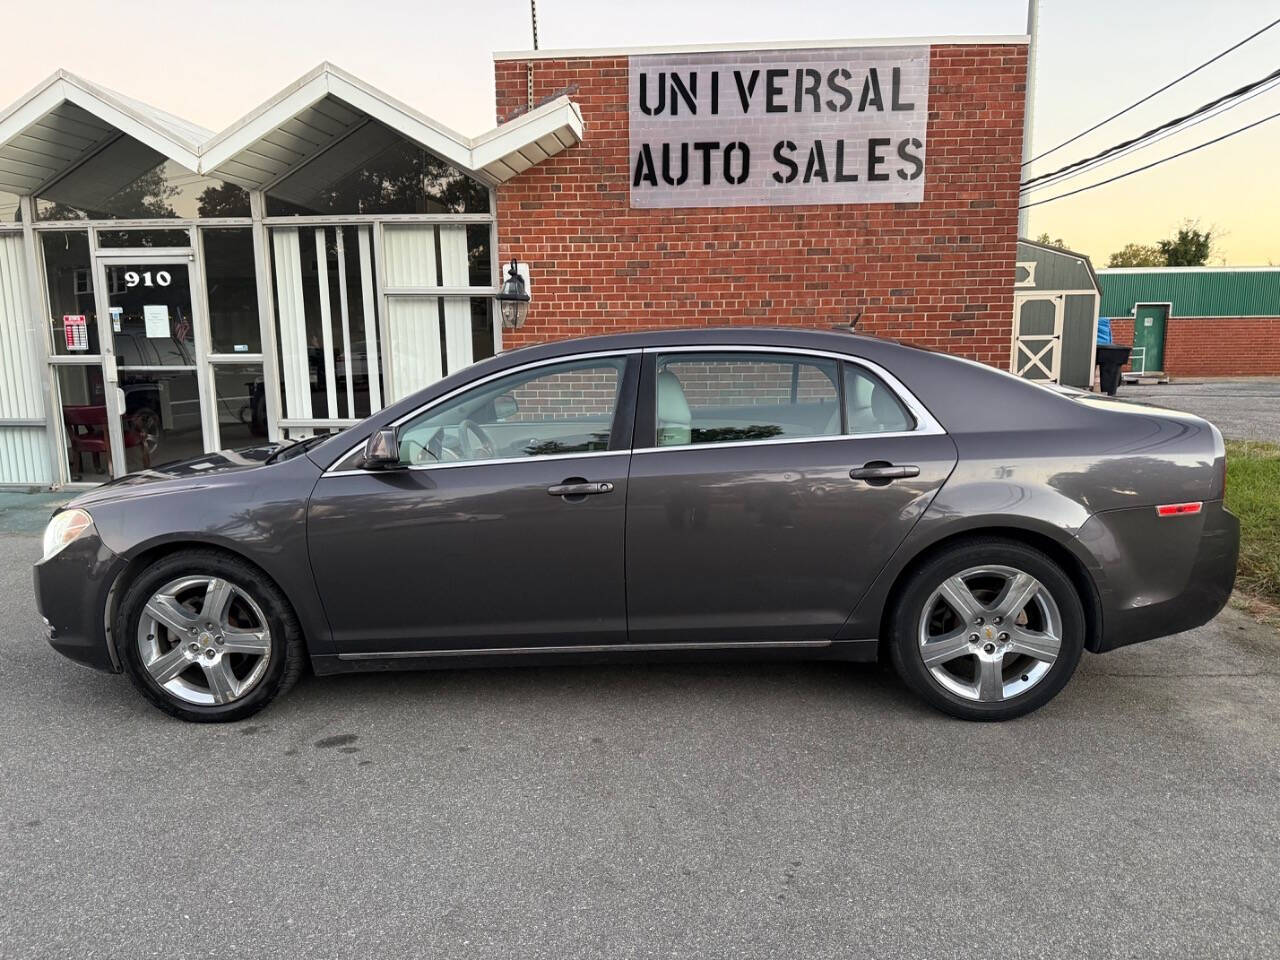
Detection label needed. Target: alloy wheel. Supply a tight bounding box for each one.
[135,575,272,706]
[917,564,1063,703]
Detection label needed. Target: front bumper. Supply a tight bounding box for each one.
[1076,499,1239,652]
[33,529,126,673]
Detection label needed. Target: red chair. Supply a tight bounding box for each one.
[63,405,151,479]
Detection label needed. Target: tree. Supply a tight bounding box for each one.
[196,182,251,218]
[1108,243,1164,268]
[1158,222,1214,266]
[1034,232,1069,250]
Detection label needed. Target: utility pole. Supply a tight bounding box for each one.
[1018,0,1039,238]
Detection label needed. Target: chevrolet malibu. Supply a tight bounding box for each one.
[34,328,1238,722]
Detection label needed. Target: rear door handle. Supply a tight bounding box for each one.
[849,462,920,483]
[547,480,615,497]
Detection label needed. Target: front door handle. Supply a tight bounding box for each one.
[547,480,615,497]
[849,462,920,484]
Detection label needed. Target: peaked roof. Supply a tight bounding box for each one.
[0,70,209,194]
[200,62,582,188]
[0,63,582,197]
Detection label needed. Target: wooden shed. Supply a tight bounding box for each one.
[1012,239,1102,389]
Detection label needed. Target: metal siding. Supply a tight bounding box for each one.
[1099,270,1280,318]
[0,427,51,486]
[0,234,51,486]
[0,234,41,420]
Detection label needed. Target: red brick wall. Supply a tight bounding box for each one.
[493,44,1027,364]
[1109,317,1280,377]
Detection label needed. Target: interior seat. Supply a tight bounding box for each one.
[656,370,692,446]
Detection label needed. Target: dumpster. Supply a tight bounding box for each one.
[1096,343,1132,396]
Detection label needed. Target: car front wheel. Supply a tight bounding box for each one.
[889,538,1085,721]
[114,550,305,722]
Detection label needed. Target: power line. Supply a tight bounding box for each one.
[1018,109,1280,209]
[1024,15,1280,166]
[1022,73,1280,194]
[1022,65,1280,190]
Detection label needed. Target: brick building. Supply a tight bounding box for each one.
[493,36,1029,365]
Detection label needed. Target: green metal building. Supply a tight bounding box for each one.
[1098,267,1280,377]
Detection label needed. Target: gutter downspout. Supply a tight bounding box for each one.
[1018,0,1040,238]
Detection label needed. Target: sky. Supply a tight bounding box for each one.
[2,0,1277,265]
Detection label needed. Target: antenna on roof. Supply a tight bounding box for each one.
[848,310,863,332]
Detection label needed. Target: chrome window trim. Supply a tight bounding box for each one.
[643,344,946,444]
[324,447,626,478]
[322,349,640,476]
[321,341,945,476]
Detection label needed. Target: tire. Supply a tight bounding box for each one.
[114,549,305,723]
[888,538,1085,721]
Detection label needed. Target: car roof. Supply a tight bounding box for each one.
[495,326,910,363]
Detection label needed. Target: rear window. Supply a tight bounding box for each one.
[654,352,840,447]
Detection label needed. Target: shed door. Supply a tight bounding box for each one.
[1132,304,1168,374]
[1011,294,1064,382]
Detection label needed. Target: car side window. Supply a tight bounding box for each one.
[843,363,915,434]
[395,356,627,465]
[653,352,840,447]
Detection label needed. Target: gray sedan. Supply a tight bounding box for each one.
[34,328,1238,722]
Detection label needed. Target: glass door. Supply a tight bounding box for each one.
[96,257,207,475]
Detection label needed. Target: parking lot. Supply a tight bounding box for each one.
[2,516,1278,959]
[1122,377,1280,443]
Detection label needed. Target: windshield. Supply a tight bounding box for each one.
[267,433,337,464]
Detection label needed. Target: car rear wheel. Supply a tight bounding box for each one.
[888,539,1084,720]
[114,550,305,722]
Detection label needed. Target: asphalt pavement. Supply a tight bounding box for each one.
[1121,377,1280,442]
[2,528,1278,960]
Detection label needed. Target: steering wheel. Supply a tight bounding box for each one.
[458,419,497,460]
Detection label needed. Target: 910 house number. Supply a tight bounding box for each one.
[124,270,171,288]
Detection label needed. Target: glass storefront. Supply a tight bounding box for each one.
[36,148,250,220]
[264,124,489,217]
[204,229,261,355]
[211,363,267,449]
[42,232,100,356]
[24,132,497,482]
[118,369,204,473]
[53,365,111,483]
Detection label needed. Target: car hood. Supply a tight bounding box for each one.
[65,443,289,510]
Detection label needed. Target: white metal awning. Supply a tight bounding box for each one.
[0,70,210,196]
[200,63,582,189]
[0,63,583,198]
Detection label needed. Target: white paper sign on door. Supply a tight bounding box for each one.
[143,304,169,338]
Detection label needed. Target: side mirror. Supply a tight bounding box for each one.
[362,428,401,470]
[493,393,519,421]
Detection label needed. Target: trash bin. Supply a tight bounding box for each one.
[1096,344,1132,396]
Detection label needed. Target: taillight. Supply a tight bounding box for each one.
[1156,502,1203,517]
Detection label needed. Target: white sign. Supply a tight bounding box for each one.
[143,304,170,339]
[629,45,930,208]
[109,306,123,333]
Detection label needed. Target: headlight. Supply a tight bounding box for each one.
[41,509,94,562]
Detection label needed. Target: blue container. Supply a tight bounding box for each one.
[1096,316,1113,345]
